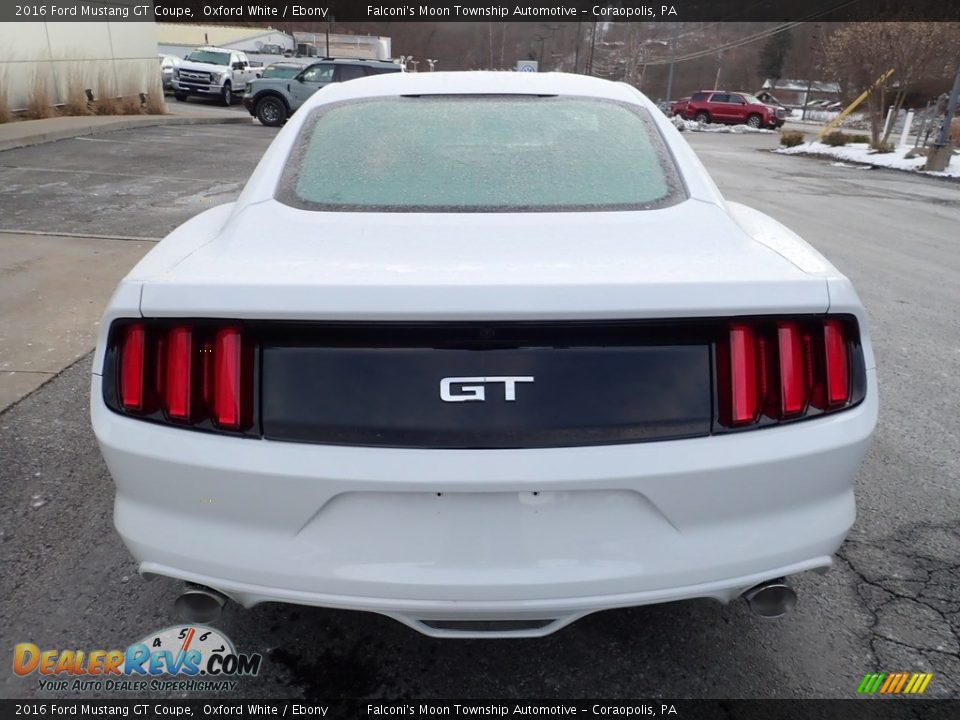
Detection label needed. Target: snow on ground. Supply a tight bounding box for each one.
[671,116,775,134]
[775,141,960,178]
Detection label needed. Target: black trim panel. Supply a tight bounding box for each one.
[261,344,712,449]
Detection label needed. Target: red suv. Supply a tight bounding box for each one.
[680,91,786,129]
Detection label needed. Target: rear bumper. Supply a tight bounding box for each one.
[91,368,877,637]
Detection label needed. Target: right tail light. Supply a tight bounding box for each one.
[716,315,863,429]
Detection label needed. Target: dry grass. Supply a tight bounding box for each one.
[143,76,166,115]
[61,67,91,116]
[92,72,121,115]
[950,118,960,145]
[117,71,145,115]
[0,71,11,123]
[24,69,55,120]
[119,94,144,115]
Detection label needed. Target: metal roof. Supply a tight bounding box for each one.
[155,23,290,47]
[761,79,841,93]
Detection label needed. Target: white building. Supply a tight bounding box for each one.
[291,32,392,60]
[0,18,158,111]
[156,24,295,58]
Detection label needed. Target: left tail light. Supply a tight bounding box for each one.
[106,321,256,434]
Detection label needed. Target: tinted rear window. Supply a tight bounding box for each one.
[276,96,685,213]
[263,65,302,79]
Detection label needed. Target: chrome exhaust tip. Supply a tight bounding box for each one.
[742,578,797,619]
[174,584,227,624]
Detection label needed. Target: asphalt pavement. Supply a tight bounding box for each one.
[0,124,957,700]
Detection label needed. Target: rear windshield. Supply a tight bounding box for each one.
[276,96,685,212]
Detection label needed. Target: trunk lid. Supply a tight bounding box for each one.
[138,199,828,320]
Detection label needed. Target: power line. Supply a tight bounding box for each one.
[642,0,861,67]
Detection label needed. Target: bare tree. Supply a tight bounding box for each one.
[823,22,960,145]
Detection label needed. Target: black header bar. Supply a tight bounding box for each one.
[3,0,960,23]
[2,699,960,719]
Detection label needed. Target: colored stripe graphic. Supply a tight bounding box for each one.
[893,673,909,693]
[880,674,897,693]
[857,672,933,694]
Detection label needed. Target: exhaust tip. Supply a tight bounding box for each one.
[742,578,797,619]
[174,585,227,624]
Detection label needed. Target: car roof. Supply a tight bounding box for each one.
[306,57,400,67]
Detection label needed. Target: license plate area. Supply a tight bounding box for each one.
[261,343,711,448]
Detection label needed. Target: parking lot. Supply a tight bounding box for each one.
[1,123,958,699]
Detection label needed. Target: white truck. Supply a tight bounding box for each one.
[172,47,260,106]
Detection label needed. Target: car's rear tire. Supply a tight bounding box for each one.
[695,111,710,124]
[174,92,187,102]
[255,96,288,127]
[220,84,233,106]
[746,114,763,129]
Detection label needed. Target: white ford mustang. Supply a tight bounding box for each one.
[91,72,877,638]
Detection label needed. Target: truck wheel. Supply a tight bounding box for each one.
[174,92,187,102]
[220,84,233,106]
[256,97,288,127]
[695,111,710,124]
[746,114,762,129]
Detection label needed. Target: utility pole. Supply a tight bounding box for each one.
[935,66,960,146]
[586,21,597,76]
[801,25,820,122]
[573,21,581,74]
[534,34,548,67]
[665,23,678,102]
[488,22,494,69]
[926,65,960,171]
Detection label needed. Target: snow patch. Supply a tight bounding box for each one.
[671,116,775,134]
[775,141,960,178]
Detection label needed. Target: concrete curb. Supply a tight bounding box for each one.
[0,114,254,153]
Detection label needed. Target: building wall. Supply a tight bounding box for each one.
[0,20,159,111]
[158,31,294,57]
[292,33,392,60]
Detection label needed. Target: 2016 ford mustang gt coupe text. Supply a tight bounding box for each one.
[91,72,877,637]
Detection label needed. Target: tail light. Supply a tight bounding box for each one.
[716,323,760,426]
[716,316,859,430]
[108,321,255,434]
[119,324,147,411]
[210,327,254,430]
[823,319,850,408]
[164,325,193,421]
